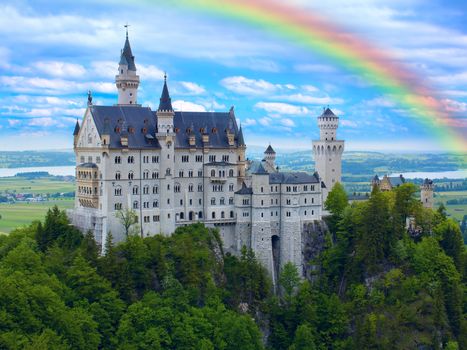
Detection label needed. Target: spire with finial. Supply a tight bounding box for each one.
[119,24,136,71]
[87,90,92,106]
[158,73,173,111]
[237,124,245,147]
[73,119,80,136]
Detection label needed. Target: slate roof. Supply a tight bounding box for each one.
[88,105,243,150]
[320,107,337,117]
[269,172,320,184]
[253,162,268,175]
[73,120,80,136]
[205,161,236,166]
[89,105,161,149]
[78,162,98,168]
[120,33,136,71]
[423,178,433,185]
[237,126,245,147]
[171,110,241,149]
[388,175,405,187]
[158,77,173,111]
[265,145,275,154]
[235,182,253,195]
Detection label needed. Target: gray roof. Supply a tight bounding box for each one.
[120,33,136,71]
[253,162,268,175]
[265,145,275,154]
[73,120,80,136]
[89,105,161,149]
[423,178,433,185]
[88,104,243,150]
[269,172,320,184]
[372,174,380,181]
[320,107,336,117]
[78,162,98,168]
[158,77,173,111]
[172,110,241,149]
[237,125,245,146]
[235,182,252,195]
[388,175,405,187]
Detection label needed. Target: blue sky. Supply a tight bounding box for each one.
[0,0,466,152]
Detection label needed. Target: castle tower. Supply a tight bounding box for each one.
[312,108,344,200]
[421,178,434,209]
[263,144,277,173]
[115,28,140,105]
[156,75,176,235]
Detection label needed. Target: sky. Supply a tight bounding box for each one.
[0,0,466,152]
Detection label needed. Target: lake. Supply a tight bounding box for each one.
[0,166,75,178]
[389,170,467,180]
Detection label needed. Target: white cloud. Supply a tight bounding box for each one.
[172,100,206,112]
[179,81,206,95]
[258,117,272,126]
[442,99,467,113]
[35,61,86,78]
[220,76,296,96]
[8,119,20,126]
[341,119,358,127]
[138,64,165,81]
[255,102,309,115]
[29,117,55,127]
[277,93,344,105]
[242,118,257,126]
[365,96,396,107]
[280,118,295,127]
[0,76,115,95]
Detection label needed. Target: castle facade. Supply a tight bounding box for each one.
[68,33,344,282]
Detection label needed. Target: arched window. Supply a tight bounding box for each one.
[211,169,215,177]
[221,211,225,218]
[230,211,234,218]
[115,172,121,180]
[180,212,184,220]
[229,169,234,177]
[153,201,158,208]
[212,212,216,219]
[128,171,134,180]
[153,186,158,194]
[166,168,171,176]
[133,201,139,209]
[133,186,138,195]
[114,187,122,196]
[211,197,216,205]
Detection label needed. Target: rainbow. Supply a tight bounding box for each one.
[149,0,467,156]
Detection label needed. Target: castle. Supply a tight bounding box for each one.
[68,32,344,283]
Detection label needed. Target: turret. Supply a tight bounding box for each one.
[264,144,276,172]
[156,74,175,135]
[421,178,434,209]
[312,107,344,201]
[115,28,140,105]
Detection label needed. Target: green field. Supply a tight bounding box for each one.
[434,191,467,222]
[0,177,74,194]
[0,199,74,234]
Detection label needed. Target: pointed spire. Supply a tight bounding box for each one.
[237,125,245,146]
[265,144,275,154]
[158,74,173,111]
[119,26,136,71]
[73,119,80,136]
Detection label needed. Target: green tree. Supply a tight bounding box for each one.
[115,208,139,238]
[325,182,348,234]
[279,262,300,301]
[289,324,317,350]
[435,219,465,273]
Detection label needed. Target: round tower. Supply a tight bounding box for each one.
[115,28,140,105]
[420,178,434,209]
[312,108,344,200]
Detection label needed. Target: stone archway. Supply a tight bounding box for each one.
[271,235,280,283]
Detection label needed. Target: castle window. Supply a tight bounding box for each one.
[199,211,203,219]
[80,156,85,163]
[312,210,314,215]
[133,201,139,209]
[221,211,225,218]
[199,199,202,205]
[143,185,149,194]
[229,184,234,191]
[198,170,203,177]
[180,212,184,219]
[220,197,225,205]
[304,210,307,216]
[229,169,234,177]
[181,155,189,163]
[209,155,216,162]
[261,200,264,206]
[143,170,149,179]
[96,156,101,164]
[153,215,160,222]
[152,156,159,163]
[312,198,314,204]
[114,187,122,196]
[212,212,216,219]
[128,172,134,180]
[211,169,215,177]
[198,184,203,192]
[286,211,291,217]
[179,171,184,177]
[115,172,121,180]
[152,172,159,179]
[189,184,194,192]
[196,155,203,162]
[121,69,123,74]
[153,186,158,194]
[174,184,180,193]
[166,168,171,176]
[128,156,134,163]
[211,198,216,205]
[304,185,308,191]
[304,198,307,204]
[229,197,234,205]
[286,199,291,205]
[133,186,139,195]
[153,201,158,208]
[222,155,229,162]
[261,187,264,193]
[114,203,122,210]
[261,213,263,218]
[188,170,193,178]
[230,211,234,218]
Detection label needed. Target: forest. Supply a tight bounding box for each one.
[0,183,465,349]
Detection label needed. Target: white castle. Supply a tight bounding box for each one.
[68,32,344,283]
